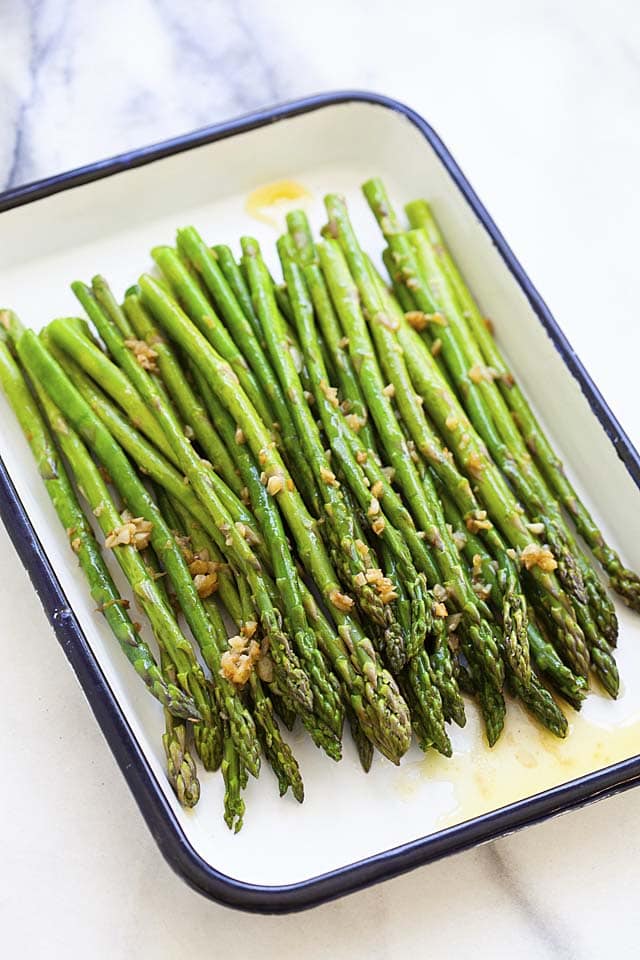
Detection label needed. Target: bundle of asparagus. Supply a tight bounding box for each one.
[1,177,636,831]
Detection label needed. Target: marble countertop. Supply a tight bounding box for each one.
[2,1,640,956]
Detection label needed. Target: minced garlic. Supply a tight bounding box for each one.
[320,466,338,486]
[329,589,354,612]
[520,543,558,572]
[266,475,284,496]
[371,517,385,535]
[220,635,261,686]
[124,338,158,371]
[345,413,365,432]
[405,310,429,331]
[319,379,339,408]
[466,510,492,534]
[105,511,153,550]
[367,497,380,517]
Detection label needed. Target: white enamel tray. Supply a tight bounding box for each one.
[1,92,639,912]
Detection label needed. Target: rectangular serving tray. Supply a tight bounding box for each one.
[1,91,640,914]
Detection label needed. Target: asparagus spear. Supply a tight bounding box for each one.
[137,544,202,805]
[175,231,320,498]
[122,292,242,497]
[287,210,377,450]
[333,204,590,681]
[430,617,467,727]
[464,639,506,746]
[191,361,401,765]
[190,376,414,761]
[142,248,272,427]
[405,201,634,625]
[30,375,223,769]
[242,235,393,629]
[179,381,388,767]
[439,485,587,709]
[44,312,174,460]
[364,255,531,686]
[387,213,617,691]
[0,320,199,724]
[361,182,613,684]
[42,323,261,557]
[75,280,314,714]
[160,491,305,813]
[278,232,430,665]
[367,184,596,604]
[186,361,344,744]
[279,238,452,609]
[158,644,201,808]
[403,226,617,670]
[434,485,569,734]
[317,224,504,693]
[17,329,262,776]
[213,534,304,802]
[395,312,593,676]
[137,274,412,763]
[211,244,264,343]
[220,722,247,833]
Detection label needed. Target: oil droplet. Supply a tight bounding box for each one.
[425,697,640,832]
[245,180,311,228]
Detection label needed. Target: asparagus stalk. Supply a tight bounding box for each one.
[132,539,204,797]
[0,320,199,724]
[395,312,593,678]
[287,210,377,450]
[145,247,272,427]
[137,274,412,763]
[439,485,587,709]
[336,206,590,681]
[211,244,264,343]
[430,617,467,727]
[279,235,448,601]
[158,644,201,808]
[30,376,223,769]
[402,225,617,677]
[278,232,429,666]
[17,329,262,776]
[122,292,242,496]
[174,229,320,511]
[361,182,613,687]
[242,235,393,629]
[317,224,504,693]
[221,540,305,802]
[45,312,173,460]
[160,491,305,812]
[365,255,531,686]
[42,324,262,562]
[76,280,314,713]
[405,199,639,616]
[220,723,247,833]
[186,361,344,744]
[366,184,601,611]
[181,385,385,766]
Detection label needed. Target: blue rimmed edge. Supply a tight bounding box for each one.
[1,90,640,914]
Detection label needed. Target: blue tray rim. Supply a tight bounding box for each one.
[1,89,639,914]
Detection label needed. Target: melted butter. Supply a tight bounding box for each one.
[245,180,311,228]
[393,695,640,829]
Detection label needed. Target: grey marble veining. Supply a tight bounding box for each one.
[0,0,287,189]
[2,2,640,958]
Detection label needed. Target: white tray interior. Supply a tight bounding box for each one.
[1,100,639,887]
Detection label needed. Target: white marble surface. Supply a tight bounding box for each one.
[2,0,640,956]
